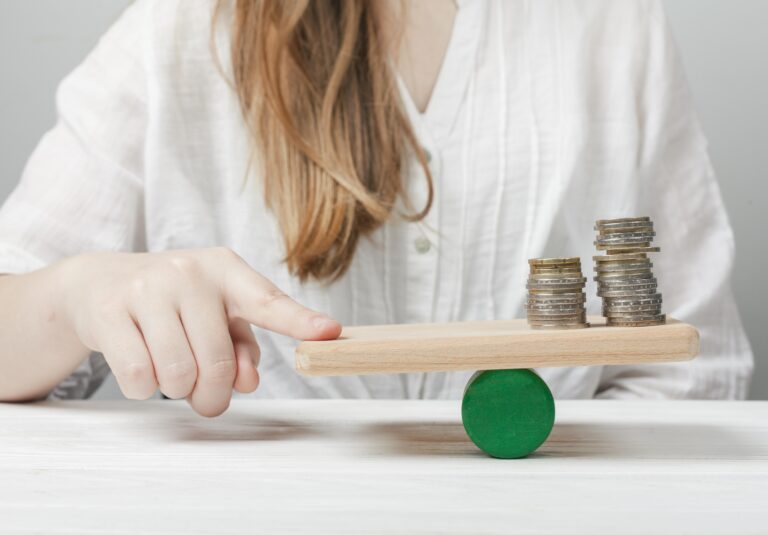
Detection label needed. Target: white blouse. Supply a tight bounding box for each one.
[0,0,753,400]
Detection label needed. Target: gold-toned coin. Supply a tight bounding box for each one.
[527,288,586,295]
[593,253,649,262]
[605,246,660,254]
[528,257,581,266]
[595,242,652,251]
[530,266,583,274]
[528,274,587,282]
[528,322,590,330]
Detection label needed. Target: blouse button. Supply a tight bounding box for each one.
[414,236,431,254]
[423,147,432,164]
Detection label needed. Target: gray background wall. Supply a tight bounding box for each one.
[1,1,766,399]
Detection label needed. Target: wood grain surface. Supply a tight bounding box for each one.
[296,317,699,376]
[0,400,765,534]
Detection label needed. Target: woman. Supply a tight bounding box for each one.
[0,0,753,416]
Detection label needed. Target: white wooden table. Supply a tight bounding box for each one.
[1,400,766,534]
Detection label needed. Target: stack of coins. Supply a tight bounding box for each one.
[593,217,666,327]
[526,257,589,329]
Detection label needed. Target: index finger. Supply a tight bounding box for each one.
[219,256,342,341]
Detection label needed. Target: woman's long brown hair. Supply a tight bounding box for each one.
[217,0,433,282]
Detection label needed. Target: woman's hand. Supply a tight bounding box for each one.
[57,248,341,416]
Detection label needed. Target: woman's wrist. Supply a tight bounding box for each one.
[46,254,92,355]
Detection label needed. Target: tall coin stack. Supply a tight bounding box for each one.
[593,217,666,327]
[526,257,589,330]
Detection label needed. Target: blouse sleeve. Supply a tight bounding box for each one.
[595,0,754,399]
[0,1,151,398]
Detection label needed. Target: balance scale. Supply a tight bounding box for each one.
[296,317,699,458]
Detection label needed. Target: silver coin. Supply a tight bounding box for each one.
[606,312,665,320]
[528,322,591,330]
[603,302,663,311]
[527,277,587,284]
[595,230,656,241]
[527,304,586,312]
[604,312,664,319]
[603,301,663,309]
[527,312,587,321]
[596,276,657,286]
[595,268,653,277]
[527,294,586,303]
[527,317,587,323]
[606,315,666,327]
[528,274,587,283]
[597,288,656,299]
[595,239,656,249]
[603,307,663,317]
[527,308,586,316]
[595,217,651,228]
[602,294,663,305]
[594,272,653,283]
[527,302,586,309]
[595,274,656,284]
[526,312,587,323]
[594,262,653,272]
[595,230,655,239]
[597,290,655,299]
[598,225,654,236]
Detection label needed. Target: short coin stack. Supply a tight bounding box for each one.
[526,257,589,330]
[593,217,666,327]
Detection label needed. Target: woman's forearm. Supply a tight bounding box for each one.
[0,261,90,401]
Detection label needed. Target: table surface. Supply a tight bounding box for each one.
[1,400,766,534]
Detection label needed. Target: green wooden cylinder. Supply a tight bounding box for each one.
[461,369,555,459]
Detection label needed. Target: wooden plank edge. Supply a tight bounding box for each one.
[295,321,700,377]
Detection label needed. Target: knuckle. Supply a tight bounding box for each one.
[115,362,156,399]
[168,255,202,278]
[128,274,155,299]
[117,362,154,384]
[201,357,237,384]
[158,360,197,386]
[258,287,289,308]
[95,297,124,322]
[212,246,241,263]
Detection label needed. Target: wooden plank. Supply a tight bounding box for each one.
[295,316,699,376]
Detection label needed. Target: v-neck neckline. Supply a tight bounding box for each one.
[395,0,484,141]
